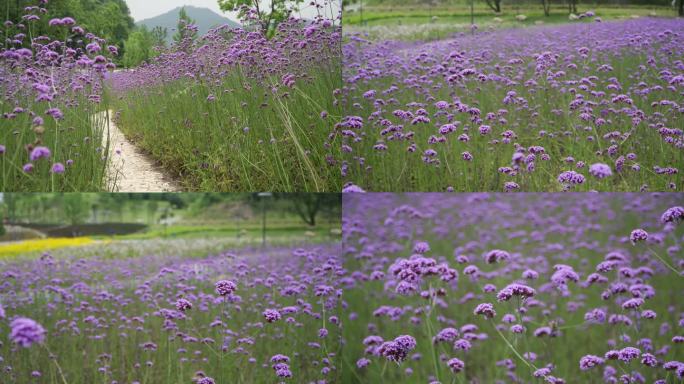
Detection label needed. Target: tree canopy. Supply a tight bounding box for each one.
[1,193,341,226]
[173,7,197,43]
[217,0,304,35]
[122,26,155,67]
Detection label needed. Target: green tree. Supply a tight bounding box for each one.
[146,200,159,224]
[151,26,168,48]
[63,194,88,225]
[122,26,155,67]
[218,0,304,35]
[91,203,100,223]
[485,0,502,13]
[173,7,197,43]
[287,193,340,226]
[4,193,17,222]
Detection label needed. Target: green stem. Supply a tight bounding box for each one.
[44,344,69,384]
[648,248,681,276]
[380,360,388,377]
[489,319,538,372]
[425,283,441,382]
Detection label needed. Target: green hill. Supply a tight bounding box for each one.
[136,5,240,43]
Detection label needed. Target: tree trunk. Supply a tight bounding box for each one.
[485,0,501,13]
[679,0,683,17]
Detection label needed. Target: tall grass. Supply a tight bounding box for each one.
[112,62,343,191]
[0,96,109,191]
[0,6,116,192]
[110,20,344,192]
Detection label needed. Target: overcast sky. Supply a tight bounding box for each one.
[127,0,225,21]
[126,0,339,22]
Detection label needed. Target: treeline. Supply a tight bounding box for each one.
[121,25,167,67]
[345,0,683,16]
[0,193,342,227]
[180,193,342,227]
[1,194,181,225]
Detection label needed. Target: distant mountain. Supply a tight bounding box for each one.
[136,6,240,43]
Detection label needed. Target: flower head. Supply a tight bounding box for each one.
[589,163,612,178]
[10,317,46,347]
[629,229,648,244]
[496,283,536,302]
[379,335,416,363]
[29,146,51,161]
[473,303,496,319]
[579,355,604,370]
[661,206,683,224]
[215,280,237,296]
[446,357,465,373]
[175,298,192,312]
[51,162,65,174]
[263,309,282,322]
[484,249,510,264]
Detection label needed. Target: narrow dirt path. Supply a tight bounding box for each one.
[97,110,182,192]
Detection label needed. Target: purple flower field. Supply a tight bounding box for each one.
[340,18,684,192]
[3,1,684,383]
[0,3,118,191]
[0,243,344,383]
[1,0,343,192]
[341,193,684,383]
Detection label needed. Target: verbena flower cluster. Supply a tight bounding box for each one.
[342,193,683,382]
[107,14,343,191]
[1,0,343,191]
[110,17,339,94]
[1,0,117,190]
[0,244,343,382]
[339,19,684,192]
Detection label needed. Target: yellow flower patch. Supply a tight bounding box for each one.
[0,237,96,258]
